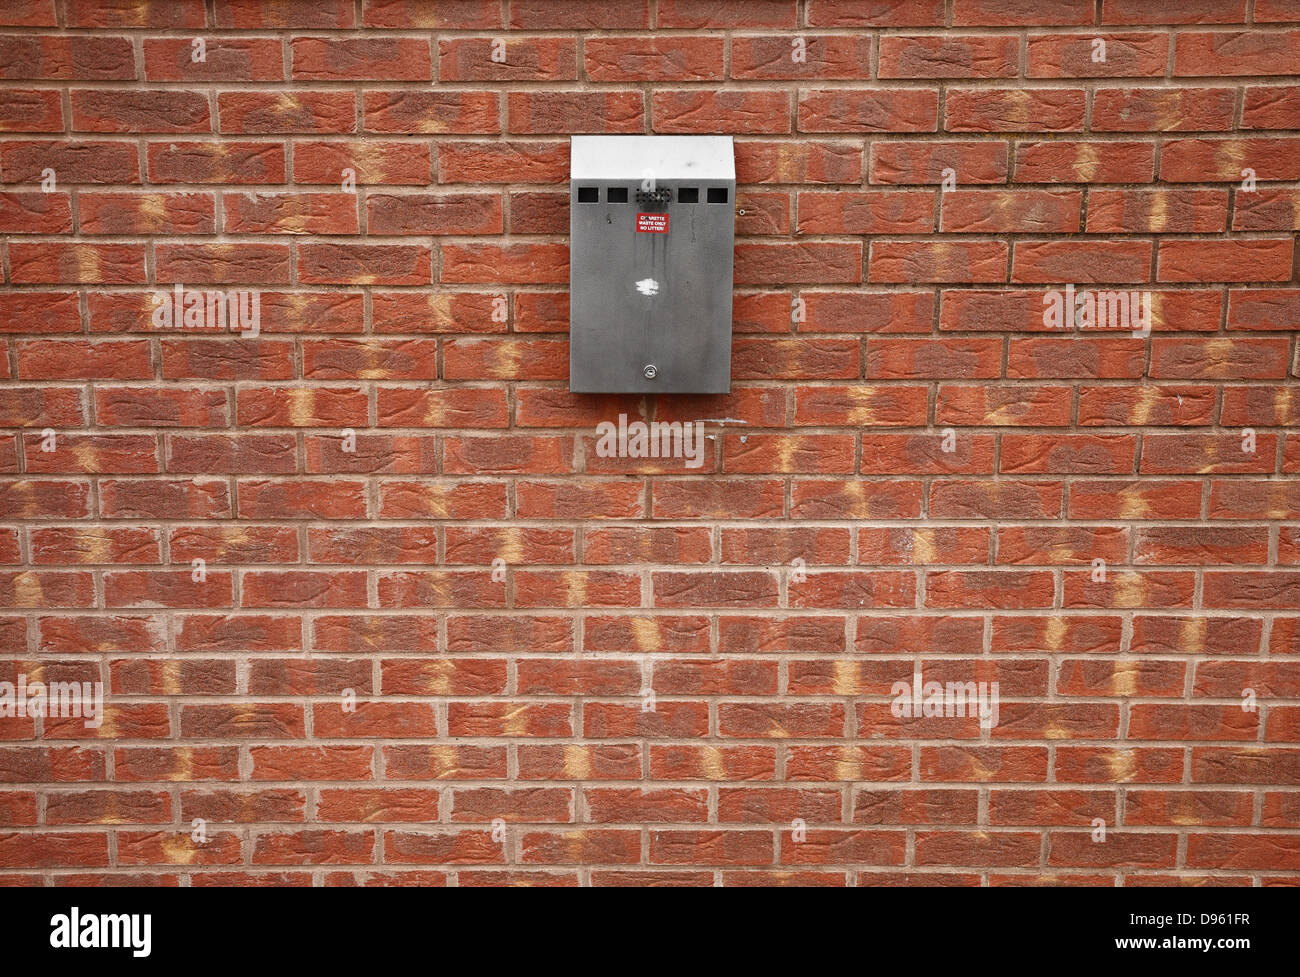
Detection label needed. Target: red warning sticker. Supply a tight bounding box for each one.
[636,212,669,234]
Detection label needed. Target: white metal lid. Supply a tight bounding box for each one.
[570,135,735,182]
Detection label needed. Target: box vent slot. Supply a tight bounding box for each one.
[635,187,671,206]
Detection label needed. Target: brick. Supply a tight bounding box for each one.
[1015,140,1154,182]
[148,141,286,184]
[364,91,499,133]
[1242,85,1300,129]
[71,89,208,132]
[362,0,494,28]
[1027,33,1169,77]
[368,193,501,235]
[940,189,1080,233]
[1092,87,1235,131]
[870,241,1007,283]
[1161,137,1300,181]
[807,0,945,26]
[798,191,933,234]
[1086,189,1228,232]
[80,192,214,234]
[880,34,1018,78]
[739,140,862,183]
[946,88,1085,131]
[733,35,873,80]
[510,91,642,134]
[0,89,63,130]
[658,1,793,28]
[442,37,579,82]
[1157,239,1294,283]
[0,34,134,80]
[293,38,431,81]
[295,140,429,184]
[798,89,938,132]
[655,90,791,133]
[219,91,356,134]
[144,37,282,81]
[1174,31,1300,75]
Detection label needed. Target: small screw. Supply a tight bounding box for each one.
[643,364,657,379]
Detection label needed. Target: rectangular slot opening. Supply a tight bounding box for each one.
[577,186,599,203]
[707,187,729,204]
[678,187,699,203]
[607,186,628,203]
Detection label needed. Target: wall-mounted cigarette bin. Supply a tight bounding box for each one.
[569,135,735,394]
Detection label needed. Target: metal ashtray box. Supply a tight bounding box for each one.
[569,135,735,394]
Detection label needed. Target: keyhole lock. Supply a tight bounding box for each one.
[643,364,658,379]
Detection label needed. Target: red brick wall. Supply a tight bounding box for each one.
[1,0,1299,886]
